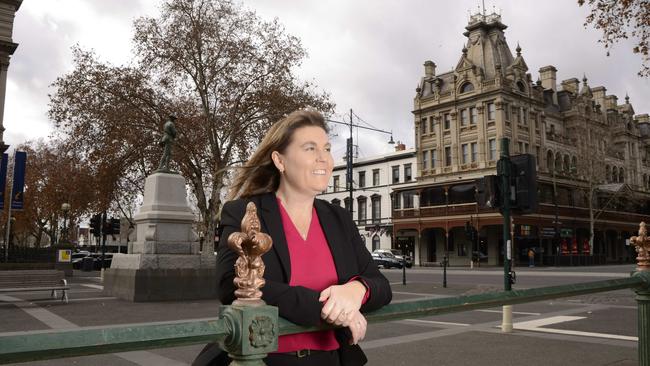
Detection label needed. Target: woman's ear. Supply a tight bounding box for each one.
[271,151,284,173]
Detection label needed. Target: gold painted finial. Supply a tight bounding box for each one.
[228,202,273,305]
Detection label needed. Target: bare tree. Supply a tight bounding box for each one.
[579,0,650,77]
[49,0,333,247]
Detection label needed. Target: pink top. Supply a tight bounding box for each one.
[275,198,340,353]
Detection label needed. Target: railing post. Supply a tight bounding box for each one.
[219,202,279,365]
[630,222,650,366]
[218,304,278,365]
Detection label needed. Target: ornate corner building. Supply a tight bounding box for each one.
[392,12,650,267]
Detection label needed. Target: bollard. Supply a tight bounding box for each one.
[631,222,650,366]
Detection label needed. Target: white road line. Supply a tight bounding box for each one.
[80,284,104,290]
[402,319,469,327]
[476,309,541,316]
[0,295,77,329]
[392,291,450,297]
[513,315,638,342]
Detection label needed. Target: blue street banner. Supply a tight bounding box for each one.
[11,151,26,210]
[0,153,7,210]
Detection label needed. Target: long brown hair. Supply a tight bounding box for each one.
[227,109,329,200]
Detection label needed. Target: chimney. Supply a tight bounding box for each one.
[539,66,557,92]
[424,61,436,77]
[394,141,406,151]
[592,86,607,112]
[604,95,618,111]
[561,78,580,94]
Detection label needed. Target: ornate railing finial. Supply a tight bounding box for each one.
[630,222,650,271]
[228,202,273,305]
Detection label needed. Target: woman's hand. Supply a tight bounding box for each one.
[319,281,367,324]
[344,310,368,345]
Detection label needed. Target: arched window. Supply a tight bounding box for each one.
[516,80,526,93]
[612,167,618,183]
[460,82,474,93]
[619,168,624,183]
[331,198,341,206]
[555,153,562,173]
[605,166,611,183]
[546,150,554,172]
[571,156,578,174]
[563,154,570,173]
[372,235,380,251]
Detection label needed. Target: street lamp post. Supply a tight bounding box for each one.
[61,203,70,245]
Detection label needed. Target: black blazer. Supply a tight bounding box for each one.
[214,192,392,364]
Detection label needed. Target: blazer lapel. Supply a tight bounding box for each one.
[258,192,292,281]
[314,199,347,283]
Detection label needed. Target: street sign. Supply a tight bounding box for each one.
[57,249,71,263]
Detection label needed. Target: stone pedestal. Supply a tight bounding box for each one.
[103,172,216,301]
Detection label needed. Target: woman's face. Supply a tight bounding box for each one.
[273,125,334,197]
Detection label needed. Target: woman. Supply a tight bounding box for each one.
[206,110,392,366]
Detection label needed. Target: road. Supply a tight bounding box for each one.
[0,265,640,365]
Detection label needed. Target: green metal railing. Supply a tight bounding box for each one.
[1,271,649,365]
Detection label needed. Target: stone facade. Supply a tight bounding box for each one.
[394,12,650,267]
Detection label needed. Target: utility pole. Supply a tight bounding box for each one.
[326,111,394,218]
[497,138,513,332]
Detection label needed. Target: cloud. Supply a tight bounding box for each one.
[3,0,649,161]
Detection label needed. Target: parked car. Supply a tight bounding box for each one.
[71,251,90,270]
[90,253,113,270]
[371,251,403,269]
[374,249,413,268]
[472,251,488,262]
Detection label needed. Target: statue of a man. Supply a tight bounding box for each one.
[156,115,178,173]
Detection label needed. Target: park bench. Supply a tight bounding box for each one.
[0,270,69,303]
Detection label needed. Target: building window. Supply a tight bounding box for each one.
[445,146,452,166]
[371,196,381,224]
[333,175,340,192]
[422,150,429,170]
[460,82,474,93]
[357,197,367,224]
[392,166,399,184]
[460,109,468,126]
[461,143,468,164]
[372,236,380,251]
[443,113,451,130]
[404,164,412,181]
[522,108,527,125]
[372,169,380,186]
[358,171,366,188]
[471,142,478,162]
[429,117,435,133]
[470,107,477,125]
[513,106,519,124]
[487,102,495,121]
[403,191,415,208]
[421,117,427,134]
[504,103,510,121]
[331,198,341,206]
[518,141,523,153]
[489,139,497,161]
[392,192,401,210]
[431,149,437,168]
[344,197,351,213]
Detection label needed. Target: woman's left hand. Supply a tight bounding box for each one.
[319,281,367,325]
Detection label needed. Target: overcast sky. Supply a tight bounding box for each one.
[5,0,650,162]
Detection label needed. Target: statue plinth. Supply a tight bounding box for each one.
[103,172,216,301]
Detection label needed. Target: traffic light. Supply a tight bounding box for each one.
[475,175,500,209]
[511,154,538,214]
[110,218,120,235]
[476,155,537,213]
[89,214,101,237]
